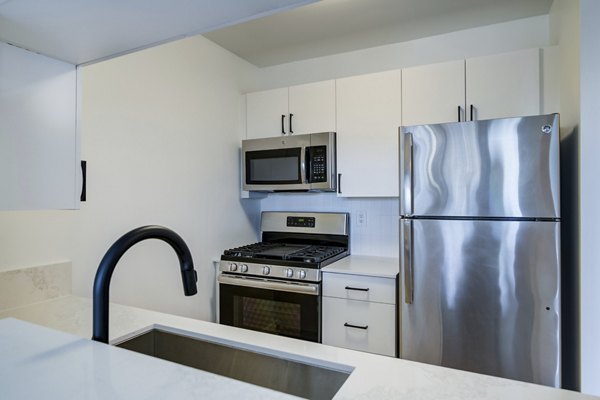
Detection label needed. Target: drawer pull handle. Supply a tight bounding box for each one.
[344,323,368,330]
[345,286,369,292]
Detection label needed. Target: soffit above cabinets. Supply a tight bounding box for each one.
[0,0,317,65]
[203,0,554,67]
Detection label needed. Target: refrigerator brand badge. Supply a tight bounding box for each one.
[542,125,553,134]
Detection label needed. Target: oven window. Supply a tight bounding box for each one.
[246,148,302,184]
[236,297,301,337]
[219,282,320,342]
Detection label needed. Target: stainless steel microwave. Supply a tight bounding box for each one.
[242,132,336,192]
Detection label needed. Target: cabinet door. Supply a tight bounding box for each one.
[246,87,288,139]
[0,42,78,210]
[323,271,396,304]
[322,296,396,357]
[336,70,401,197]
[288,80,336,135]
[402,60,465,126]
[466,48,541,120]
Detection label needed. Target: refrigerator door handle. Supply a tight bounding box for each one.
[403,219,414,304]
[403,132,413,216]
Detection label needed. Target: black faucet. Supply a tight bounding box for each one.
[92,225,198,343]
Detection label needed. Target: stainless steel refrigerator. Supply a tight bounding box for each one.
[399,114,561,387]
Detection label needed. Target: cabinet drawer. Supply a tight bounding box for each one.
[322,297,396,357]
[323,273,396,304]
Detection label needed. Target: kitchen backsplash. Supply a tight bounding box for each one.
[0,261,71,311]
[259,193,399,258]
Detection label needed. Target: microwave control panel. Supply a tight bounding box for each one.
[309,146,327,183]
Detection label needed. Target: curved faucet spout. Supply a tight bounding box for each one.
[92,225,198,343]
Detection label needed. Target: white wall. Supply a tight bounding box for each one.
[0,35,262,321]
[73,35,263,320]
[578,0,600,395]
[252,15,551,90]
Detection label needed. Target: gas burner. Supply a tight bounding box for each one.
[286,245,346,263]
[224,242,346,264]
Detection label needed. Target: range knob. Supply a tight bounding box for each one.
[240,264,248,273]
[286,268,294,278]
[262,266,271,275]
[298,270,307,279]
[229,263,238,272]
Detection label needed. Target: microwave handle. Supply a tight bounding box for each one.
[301,146,308,184]
[304,147,312,183]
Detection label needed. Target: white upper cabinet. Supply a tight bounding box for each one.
[288,80,336,135]
[246,87,288,139]
[402,48,542,126]
[336,70,401,197]
[245,80,336,139]
[466,48,541,120]
[401,60,466,126]
[0,42,79,210]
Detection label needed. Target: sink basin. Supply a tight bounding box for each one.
[115,327,351,400]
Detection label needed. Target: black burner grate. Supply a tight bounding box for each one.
[223,242,346,264]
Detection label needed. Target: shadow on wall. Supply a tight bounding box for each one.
[560,126,580,391]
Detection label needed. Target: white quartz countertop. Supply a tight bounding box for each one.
[0,295,596,400]
[322,255,399,278]
[0,318,298,400]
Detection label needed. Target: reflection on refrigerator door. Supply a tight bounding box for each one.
[400,218,560,386]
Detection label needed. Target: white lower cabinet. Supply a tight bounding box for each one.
[322,272,397,357]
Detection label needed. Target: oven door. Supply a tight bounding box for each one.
[218,274,321,342]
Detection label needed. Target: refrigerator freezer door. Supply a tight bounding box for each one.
[399,219,561,387]
[399,114,560,218]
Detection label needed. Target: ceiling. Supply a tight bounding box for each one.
[203,0,555,67]
[0,0,554,67]
[0,0,317,65]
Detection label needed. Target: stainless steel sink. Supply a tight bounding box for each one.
[115,328,351,400]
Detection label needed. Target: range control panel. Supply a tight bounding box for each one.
[287,216,316,228]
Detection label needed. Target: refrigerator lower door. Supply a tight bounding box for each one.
[400,218,560,387]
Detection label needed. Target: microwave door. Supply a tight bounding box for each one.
[245,147,304,190]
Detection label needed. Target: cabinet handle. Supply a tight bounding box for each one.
[305,147,312,183]
[337,173,342,194]
[403,132,413,216]
[281,114,286,135]
[457,105,462,122]
[80,160,87,202]
[403,220,414,304]
[345,286,369,292]
[344,323,368,330]
[470,104,474,121]
[289,113,294,134]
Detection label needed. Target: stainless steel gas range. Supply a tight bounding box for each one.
[218,211,349,342]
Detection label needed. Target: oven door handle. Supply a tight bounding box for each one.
[217,274,320,296]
